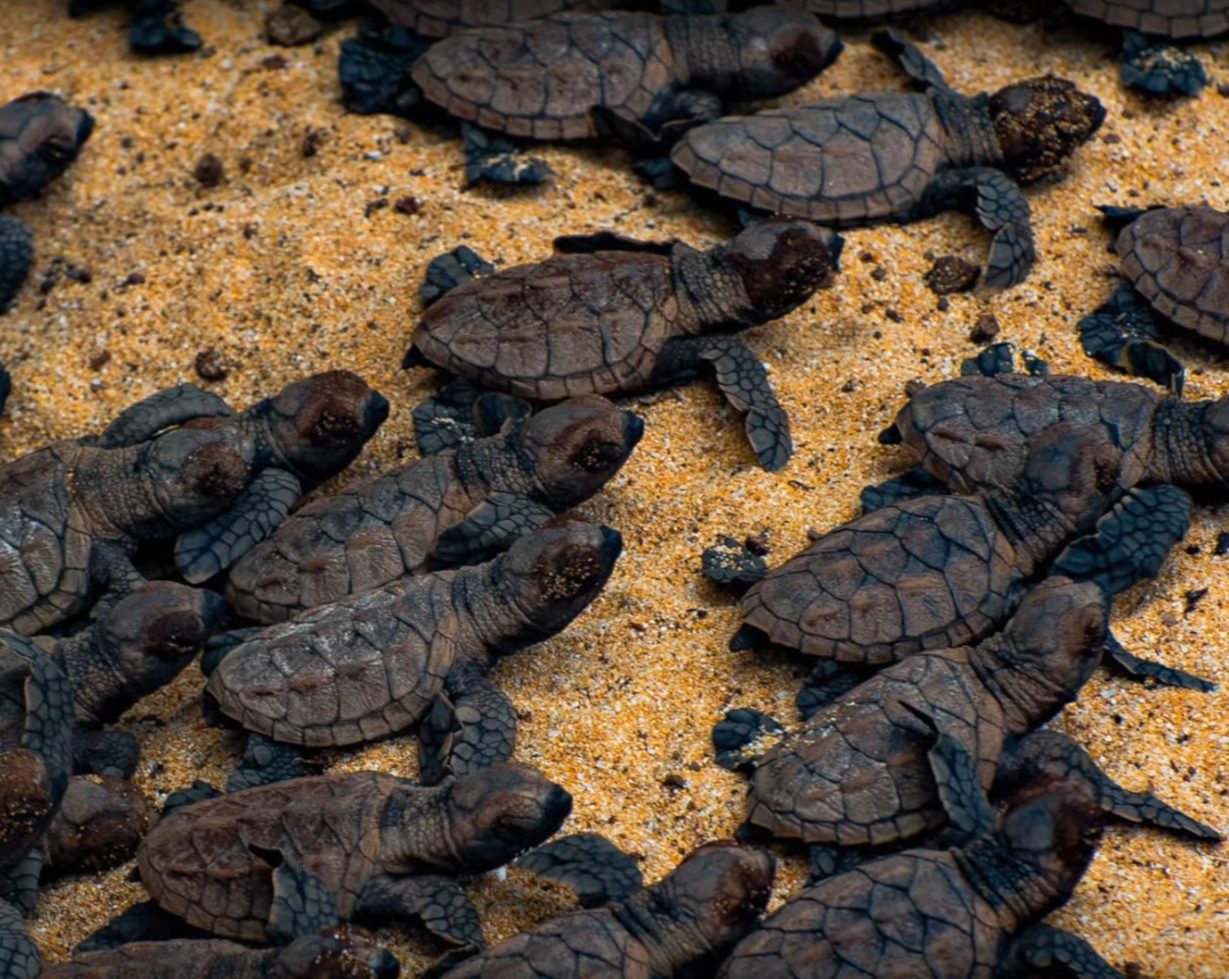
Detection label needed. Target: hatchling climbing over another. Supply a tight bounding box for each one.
[670,29,1105,288]
[410,7,841,145]
[0,93,94,313]
[406,220,842,471]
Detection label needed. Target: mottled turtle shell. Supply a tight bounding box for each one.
[670,92,986,223]
[138,773,402,942]
[412,249,684,400]
[740,495,1018,664]
[1117,205,1229,344]
[372,0,616,38]
[890,374,1161,496]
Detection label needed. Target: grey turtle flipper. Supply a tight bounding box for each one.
[357,873,483,949]
[1119,31,1207,98]
[591,88,725,152]
[1102,630,1215,692]
[0,216,34,314]
[74,899,204,952]
[711,707,784,772]
[416,247,496,310]
[795,661,868,719]
[95,383,234,448]
[411,378,529,456]
[127,0,203,55]
[859,465,949,514]
[73,729,140,779]
[174,468,303,583]
[998,730,1221,842]
[226,734,314,792]
[871,29,950,90]
[902,701,995,845]
[924,167,1035,288]
[806,844,869,884]
[432,492,557,567]
[0,850,42,916]
[553,231,675,256]
[0,899,38,979]
[460,123,553,188]
[999,923,1127,979]
[515,833,644,908]
[161,780,223,815]
[266,855,343,943]
[417,666,517,785]
[1077,281,1185,394]
[700,536,769,587]
[1051,484,1191,598]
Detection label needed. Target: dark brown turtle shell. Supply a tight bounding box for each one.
[372,0,616,38]
[1116,205,1229,344]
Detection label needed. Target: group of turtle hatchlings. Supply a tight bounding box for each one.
[0,0,1226,976]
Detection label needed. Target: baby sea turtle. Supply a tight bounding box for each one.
[718,771,1124,979]
[406,221,842,471]
[735,424,1193,678]
[67,0,202,55]
[135,763,572,946]
[718,577,1218,866]
[43,926,400,978]
[427,841,774,979]
[410,7,841,146]
[224,396,640,623]
[208,522,622,787]
[0,372,387,635]
[670,30,1105,288]
[1079,205,1229,392]
[0,93,94,314]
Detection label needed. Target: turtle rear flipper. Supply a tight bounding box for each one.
[515,832,644,907]
[795,660,869,718]
[227,734,315,792]
[900,701,996,845]
[921,167,1035,289]
[263,853,343,944]
[1102,630,1215,692]
[338,23,429,118]
[1119,30,1207,97]
[0,899,39,979]
[871,29,951,90]
[127,1,202,55]
[1000,923,1126,979]
[998,730,1222,842]
[95,382,234,448]
[859,466,949,514]
[1051,483,1191,597]
[591,89,725,153]
[432,492,557,568]
[358,873,483,949]
[411,377,529,456]
[416,248,496,310]
[72,729,140,779]
[0,216,34,314]
[711,707,785,772]
[1078,281,1185,394]
[73,899,203,952]
[417,669,516,786]
[174,468,303,583]
[460,123,553,188]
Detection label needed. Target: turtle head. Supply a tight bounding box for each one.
[256,371,389,484]
[88,582,225,719]
[497,521,622,645]
[521,396,643,509]
[0,748,54,865]
[0,92,94,204]
[142,427,251,531]
[994,578,1106,728]
[719,220,841,322]
[993,777,1103,911]
[273,927,400,979]
[433,763,572,872]
[43,775,150,874]
[714,9,841,100]
[989,76,1105,184]
[652,841,775,957]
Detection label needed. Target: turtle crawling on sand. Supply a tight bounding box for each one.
[133,764,571,947]
[224,396,640,623]
[0,93,94,314]
[670,30,1104,288]
[406,221,842,471]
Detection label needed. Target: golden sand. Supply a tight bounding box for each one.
[2,1,1225,974]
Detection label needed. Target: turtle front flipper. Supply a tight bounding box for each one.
[900,701,996,845]
[417,665,516,785]
[796,660,869,718]
[1078,281,1186,394]
[96,382,234,448]
[998,730,1222,842]
[460,123,552,188]
[174,468,303,584]
[659,334,792,471]
[924,167,1035,288]
[999,923,1126,979]
[74,899,204,952]
[553,231,675,256]
[515,832,644,907]
[432,492,557,568]
[0,849,43,916]
[0,899,38,979]
[1051,484,1192,598]
[411,378,530,455]
[871,29,951,90]
[1102,630,1215,692]
[859,466,950,514]
[358,873,483,949]
[0,216,34,314]
[711,707,785,772]
[127,0,202,54]
[591,89,724,153]
[72,729,140,779]
[227,734,315,792]
[1119,31,1207,97]
[262,852,342,944]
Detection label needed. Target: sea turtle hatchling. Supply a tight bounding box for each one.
[406,221,842,471]
[0,371,387,635]
[410,7,841,146]
[426,841,775,979]
[716,577,1219,867]
[1078,205,1229,391]
[670,30,1105,288]
[718,768,1126,979]
[42,927,400,978]
[134,763,573,947]
[207,522,622,787]
[734,423,1198,686]
[223,396,641,623]
[0,93,94,314]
